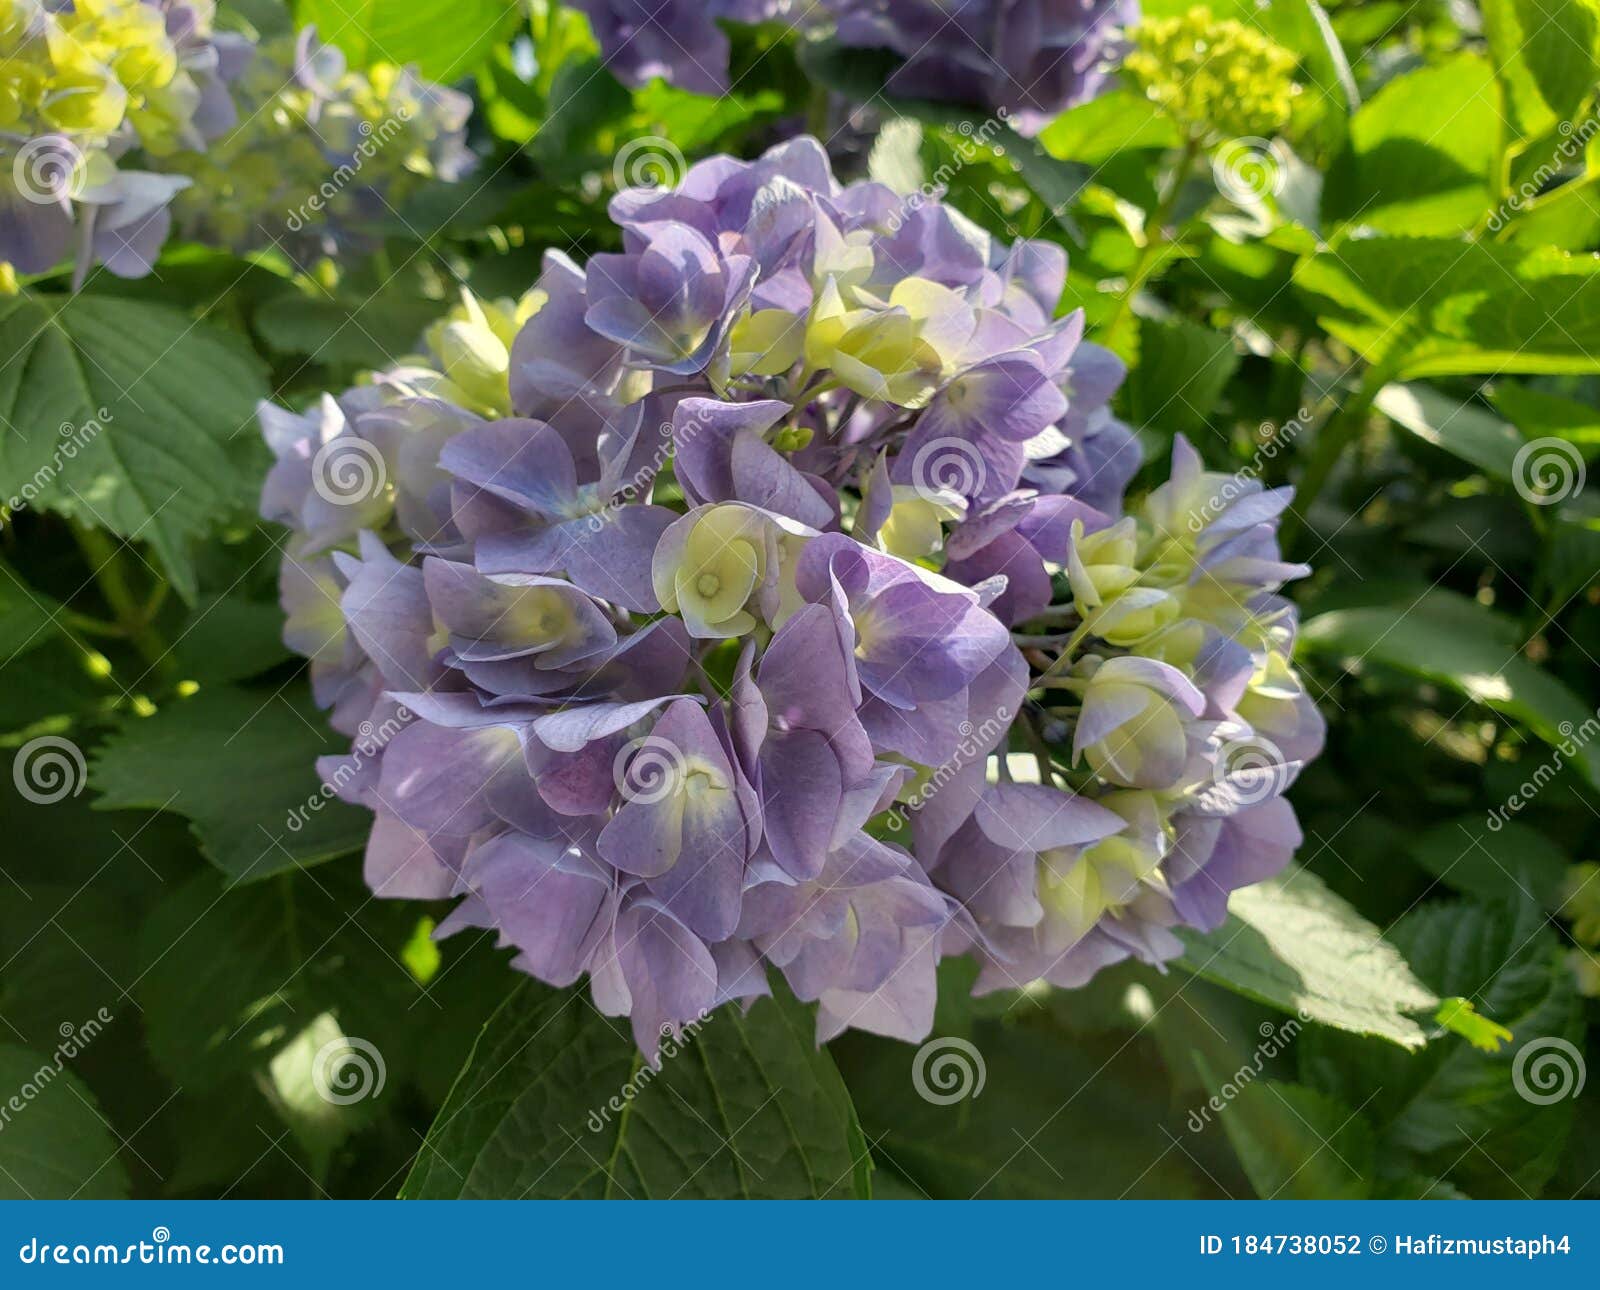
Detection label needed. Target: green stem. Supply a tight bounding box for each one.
[805,84,830,141]
[69,523,172,678]
[1018,712,1060,788]
[1282,362,1391,551]
[1102,136,1202,344]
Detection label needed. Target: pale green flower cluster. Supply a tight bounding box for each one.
[1125,4,1300,141]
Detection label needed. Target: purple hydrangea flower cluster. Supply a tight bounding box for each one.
[571,1,801,95]
[823,0,1140,135]
[263,135,1320,1057]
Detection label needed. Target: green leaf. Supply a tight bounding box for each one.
[0,293,268,601]
[0,564,60,660]
[401,981,867,1199]
[1299,595,1600,790]
[1201,1076,1375,1199]
[254,289,445,367]
[89,684,368,881]
[1482,0,1600,141]
[1294,237,1600,378]
[1411,816,1570,909]
[1176,867,1440,1049]
[1037,89,1180,165]
[0,1043,129,1198]
[836,1011,1227,1199]
[1324,53,1497,235]
[1373,382,1526,479]
[167,595,294,686]
[295,0,522,82]
[1124,317,1240,438]
[1492,380,1600,447]
[1300,899,1584,1196]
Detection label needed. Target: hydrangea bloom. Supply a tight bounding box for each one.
[263,135,1321,1057]
[172,26,472,260]
[822,0,1139,135]
[0,0,250,281]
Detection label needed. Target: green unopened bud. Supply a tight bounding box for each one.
[771,423,814,453]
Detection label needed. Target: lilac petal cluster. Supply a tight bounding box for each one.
[263,134,1318,1057]
[0,0,251,282]
[822,0,1139,135]
[572,0,803,95]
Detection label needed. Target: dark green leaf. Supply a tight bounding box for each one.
[402,981,866,1199]
[1300,899,1584,1196]
[0,1043,129,1198]
[1299,595,1600,789]
[89,684,368,881]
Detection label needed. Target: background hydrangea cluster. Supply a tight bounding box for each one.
[171,25,472,260]
[0,0,250,281]
[0,2,469,283]
[263,136,1322,1057]
[574,0,1137,135]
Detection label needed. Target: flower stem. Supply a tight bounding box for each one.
[1102,135,1202,346]
[69,523,173,679]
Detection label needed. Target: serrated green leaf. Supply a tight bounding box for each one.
[1300,899,1584,1197]
[0,1043,129,1198]
[401,980,866,1199]
[1125,316,1240,438]
[1176,867,1440,1049]
[89,685,368,881]
[0,293,268,601]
